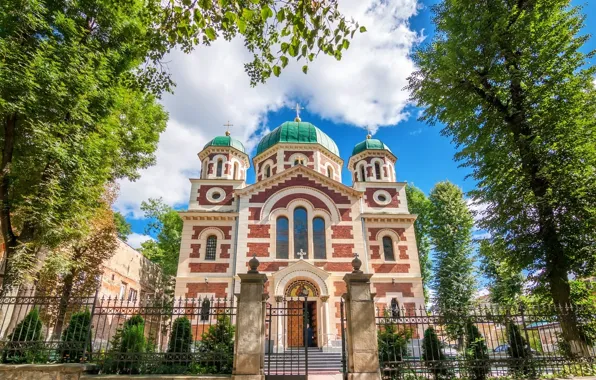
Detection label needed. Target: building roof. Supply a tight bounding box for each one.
[256,121,340,157]
[351,137,392,156]
[204,135,246,154]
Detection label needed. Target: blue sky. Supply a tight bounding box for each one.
[120,0,596,248]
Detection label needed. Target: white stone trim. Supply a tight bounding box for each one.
[275,269,329,296]
[206,187,227,203]
[373,190,392,206]
[261,187,341,223]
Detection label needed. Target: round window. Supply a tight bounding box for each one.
[206,187,226,203]
[211,192,221,200]
[377,194,387,202]
[373,190,392,206]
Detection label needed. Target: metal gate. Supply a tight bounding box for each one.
[265,297,309,380]
[340,296,348,380]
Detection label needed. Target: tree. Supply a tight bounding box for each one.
[165,317,193,368]
[114,212,132,241]
[377,313,411,380]
[506,321,535,378]
[464,322,490,380]
[59,310,92,363]
[407,0,596,356]
[197,315,235,374]
[405,184,432,302]
[104,315,147,374]
[422,327,452,380]
[428,181,476,341]
[2,308,44,364]
[139,198,183,277]
[479,239,524,307]
[0,0,362,289]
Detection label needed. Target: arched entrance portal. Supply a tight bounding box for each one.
[285,279,319,348]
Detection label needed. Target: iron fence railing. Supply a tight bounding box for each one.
[376,304,596,379]
[0,291,236,375]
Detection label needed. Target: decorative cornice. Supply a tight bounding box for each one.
[348,149,397,170]
[235,164,362,198]
[198,146,250,167]
[252,143,344,167]
[360,213,417,223]
[178,211,239,221]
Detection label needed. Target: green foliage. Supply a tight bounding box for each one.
[194,315,235,374]
[428,181,476,339]
[165,317,193,368]
[405,184,432,302]
[103,315,147,374]
[506,321,535,378]
[422,327,452,380]
[139,198,183,276]
[407,0,596,348]
[2,308,44,363]
[479,239,524,307]
[464,322,490,380]
[60,310,91,363]
[378,314,412,380]
[114,212,132,241]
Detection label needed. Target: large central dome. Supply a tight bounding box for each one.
[256,121,340,157]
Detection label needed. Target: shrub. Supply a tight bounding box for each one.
[378,314,411,379]
[464,322,490,380]
[194,315,235,374]
[102,315,147,374]
[506,321,535,378]
[2,308,45,364]
[422,327,452,380]
[60,309,92,363]
[164,316,193,370]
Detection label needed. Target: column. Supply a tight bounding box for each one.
[275,295,284,353]
[232,256,268,380]
[320,295,331,351]
[343,255,382,380]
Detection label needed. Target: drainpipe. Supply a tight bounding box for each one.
[359,196,370,273]
[231,193,240,300]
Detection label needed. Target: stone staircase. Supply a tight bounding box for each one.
[264,347,344,374]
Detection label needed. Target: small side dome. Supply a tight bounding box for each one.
[204,135,246,154]
[351,137,392,156]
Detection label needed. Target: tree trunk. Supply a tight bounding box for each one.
[52,270,75,340]
[0,114,17,290]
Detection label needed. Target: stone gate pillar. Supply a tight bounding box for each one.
[232,256,268,380]
[343,254,382,380]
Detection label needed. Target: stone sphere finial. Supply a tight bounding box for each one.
[351,253,363,274]
[248,254,260,273]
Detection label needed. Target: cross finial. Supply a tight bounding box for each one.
[297,249,307,260]
[294,103,304,122]
[366,128,372,139]
[223,121,233,136]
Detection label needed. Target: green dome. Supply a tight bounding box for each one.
[351,138,391,156]
[256,121,339,157]
[204,134,246,154]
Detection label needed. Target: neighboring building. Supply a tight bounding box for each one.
[99,238,164,301]
[174,117,425,350]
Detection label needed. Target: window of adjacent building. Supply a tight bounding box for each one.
[383,236,395,261]
[313,217,326,259]
[128,288,138,302]
[216,160,223,177]
[119,283,127,300]
[200,298,210,321]
[264,165,271,178]
[276,217,289,259]
[360,165,366,182]
[327,166,333,178]
[293,207,308,258]
[206,235,217,260]
[391,298,400,318]
[233,162,239,180]
[375,162,382,180]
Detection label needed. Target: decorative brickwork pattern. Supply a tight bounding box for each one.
[189,263,229,273]
[334,281,347,297]
[192,226,233,240]
[190,243,201,258]
[248,261,287,272]
[339,208,352,221]
[272,193,331,213]
[332,243,354,258]
[331,225,353,239]
[370,245,381,259]
[368,227,406,241]
[365,187,400,208]
[398,245,409,259]
[220,243,231,259]
[197,185,235,205]
[372,263,411,274]
[248,207,261,221]
[185,282,228,298]
[247,242,270,257]
[373,282,414,298]
[249,174,351,204]
[248,224,270,238]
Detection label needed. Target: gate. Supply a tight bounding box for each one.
[265,297,309,380]
[340,296,348,380]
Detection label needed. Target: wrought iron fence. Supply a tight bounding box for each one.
[0,291,236,375]
[376,304,596,379]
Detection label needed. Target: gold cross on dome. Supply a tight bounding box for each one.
[223,121,233,136]
[294,103,304,122]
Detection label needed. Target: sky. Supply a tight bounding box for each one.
[116,0,596,249]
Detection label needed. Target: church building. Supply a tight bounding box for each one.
[175,114,424,350]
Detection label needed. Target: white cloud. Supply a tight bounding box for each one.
[116,0,422,217]
[126,233,155,249]
[466,198,489,223]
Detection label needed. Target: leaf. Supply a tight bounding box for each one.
[281,42,289,53]
[302,65,308,74]
[273,65,281,77]
[359,26,367,33]
[280,56,289,68]
[261,6,273,21]
[342,39,350,50]
[205,27,216,40]
[276,9,285,22]
[235,18,246,34]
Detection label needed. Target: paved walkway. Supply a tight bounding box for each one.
[309,375,343,380]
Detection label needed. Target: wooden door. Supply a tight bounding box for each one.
[288,301,304,347]
[310,302,318,347]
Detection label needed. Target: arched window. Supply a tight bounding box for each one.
[202,159,208,178]
[313,217,326,259]
[233,162,239,180]
[294,158,305,166]
[360,165,366,182]
[293,207,308,258]
[206,235,217,260]
[276,217,289,259]
[383,236,395,261]
[391,298,400,318]
[375,162,381,180]
[200,298,210,321]
[264,165,271,178]
[327,166,333,178]
[216,160,223,177]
